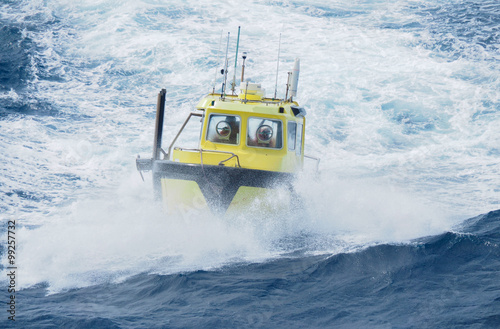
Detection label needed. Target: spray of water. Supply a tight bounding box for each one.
[1,0,498,293]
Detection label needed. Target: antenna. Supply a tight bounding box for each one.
[285,71,291,100]
[231,26,241,94]
[212,30,224,94]
[289,58,300,101]
[274,33,282,99]
[221,32,230,99]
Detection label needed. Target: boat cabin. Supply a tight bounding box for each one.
[169,82,307,173]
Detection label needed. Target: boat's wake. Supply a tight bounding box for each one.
[4,169,452,294]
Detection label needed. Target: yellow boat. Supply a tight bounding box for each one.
[137,32,318,215]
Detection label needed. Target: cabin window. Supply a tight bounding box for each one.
[247,117,282,149]
[206,114,241,145]
[288,122,297,151]
[296,123,303,155]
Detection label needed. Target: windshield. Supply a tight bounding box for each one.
[247,117,282,149]
[206,114,241,145]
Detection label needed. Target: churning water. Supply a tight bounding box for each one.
[1,0,499,327]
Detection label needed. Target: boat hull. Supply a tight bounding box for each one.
[138,159,298,215]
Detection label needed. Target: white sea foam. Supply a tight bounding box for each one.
[14,173,285,293]
[1,0,499,292]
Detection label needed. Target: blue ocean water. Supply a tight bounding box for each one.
[1,0,499,327]
[8,209,500,328]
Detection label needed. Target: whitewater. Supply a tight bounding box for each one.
[1,0,499,327]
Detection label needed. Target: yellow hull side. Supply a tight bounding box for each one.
[161,178,291,216]
[161,178,209,215]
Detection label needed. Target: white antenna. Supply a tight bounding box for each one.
[212,30,224,94]
[274,33,282,99]
[231,26,241,94]
[221,32,230,99]
[289,58,300,101]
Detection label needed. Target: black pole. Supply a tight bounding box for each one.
[153,89,166,160]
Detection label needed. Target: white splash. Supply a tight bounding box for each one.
[1,0,498,292]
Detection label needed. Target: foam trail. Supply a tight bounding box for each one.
[1,0,498,294]
[13,173,282,293]
[295,171,452,245]
[8,168,453,294]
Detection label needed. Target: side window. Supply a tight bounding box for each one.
[296,123,303,155]
[206,114,241,145]
[247,117,283,149]
[288,122,297,151]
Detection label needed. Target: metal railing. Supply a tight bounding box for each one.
[304,155,320,172]
[167,112,204,159]
[174,147,241,167]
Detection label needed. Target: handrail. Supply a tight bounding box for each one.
[218,154,240,167]
[174,147,241,167]
[304,155,320,172]
[167,112,203,159]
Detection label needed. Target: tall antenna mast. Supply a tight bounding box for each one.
[274,33,282,99]
[212,30,224,94]
[221,32,230,99]
[231,26,241,94]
